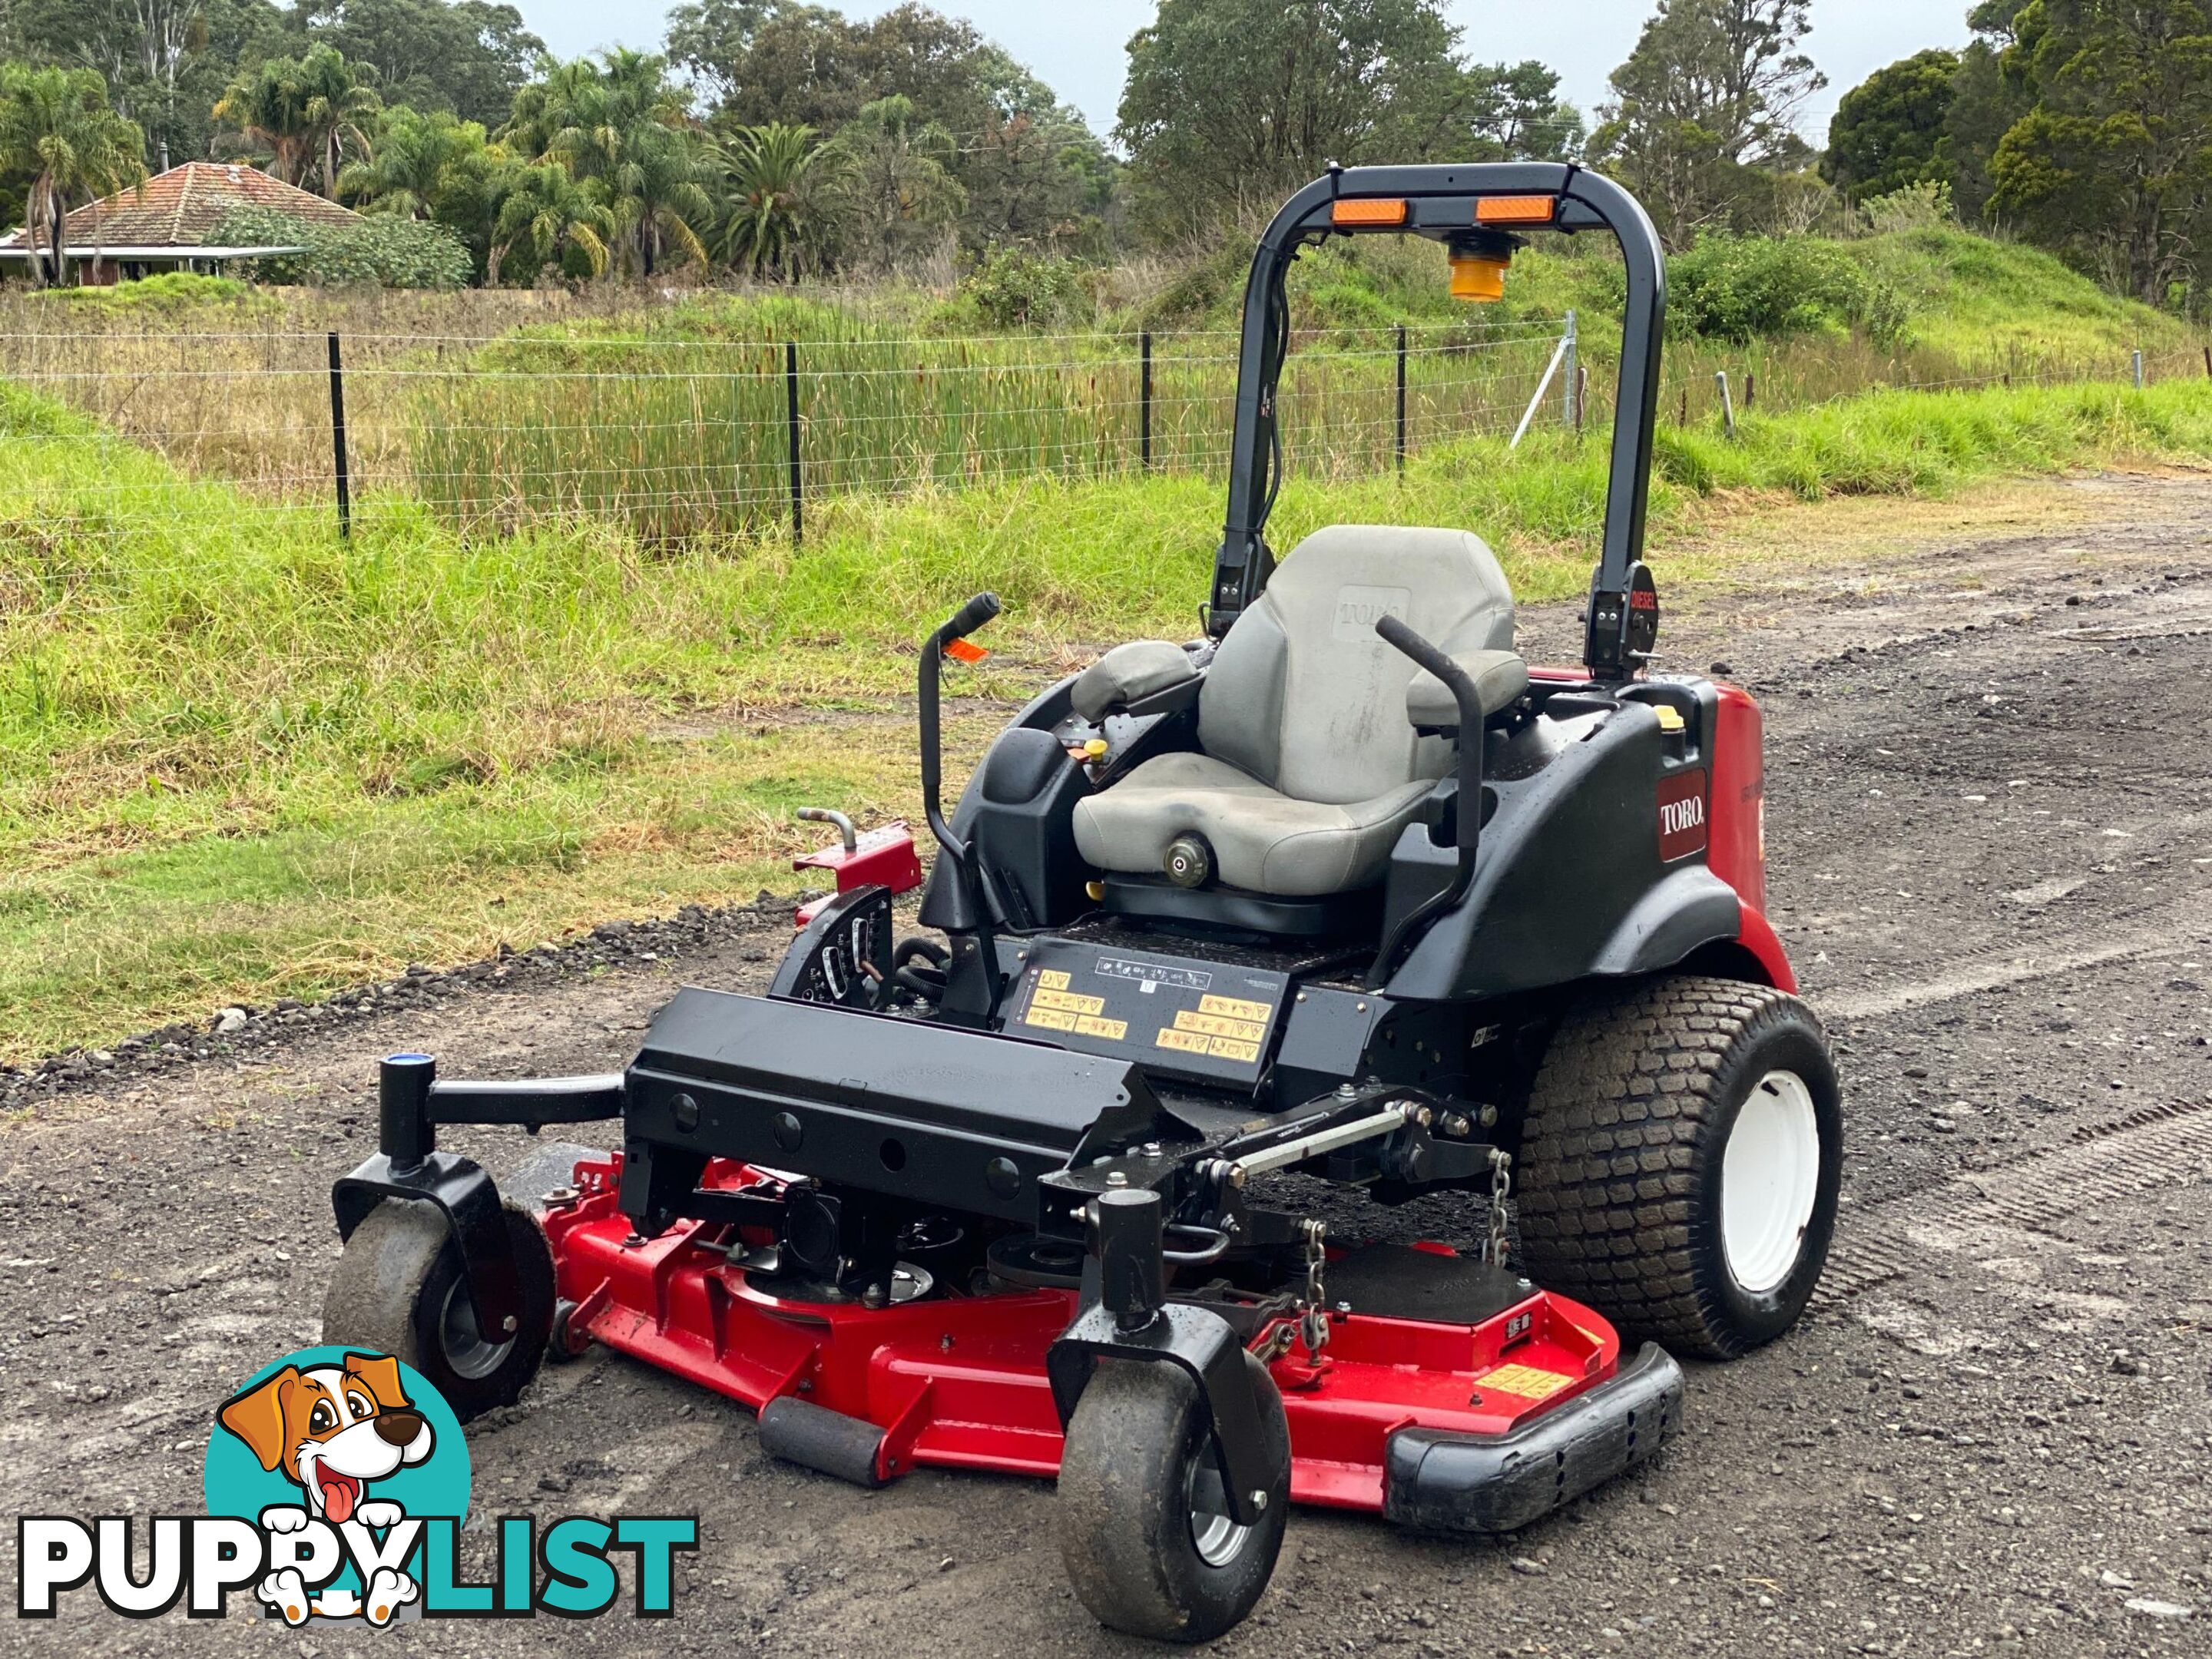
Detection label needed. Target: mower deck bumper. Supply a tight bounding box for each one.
[1381,1340,1684,1532]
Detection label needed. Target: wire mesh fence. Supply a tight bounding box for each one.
[0,316,2202,555]
[0,321,1578,548]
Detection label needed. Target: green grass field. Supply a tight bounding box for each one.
[5,364,2212,1062]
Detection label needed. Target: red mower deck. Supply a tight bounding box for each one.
[541,1154,1680,1524]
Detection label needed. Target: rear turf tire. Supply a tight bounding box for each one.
[1514,975,1842,1360]
[322,1199,555,1420]
[1057,1352,1290,1643]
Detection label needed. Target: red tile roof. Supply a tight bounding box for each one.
[0,161,362,249]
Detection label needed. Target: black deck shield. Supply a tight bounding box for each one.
[623,988,1161,1221]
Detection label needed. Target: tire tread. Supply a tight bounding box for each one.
[1515,975,1829,1359]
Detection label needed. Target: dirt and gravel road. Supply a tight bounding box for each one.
[4,473,2211,1657]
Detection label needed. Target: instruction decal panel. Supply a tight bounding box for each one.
[1012,942,1290,1085]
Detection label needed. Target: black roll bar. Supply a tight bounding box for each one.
[1210,163,1667,680]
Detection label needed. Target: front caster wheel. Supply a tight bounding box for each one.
[1057,1351,1290,1643]
[546,1296,590,1362]
[322,1199,555,1420]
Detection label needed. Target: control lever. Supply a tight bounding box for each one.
[917,591,1006,1007]
[1370,614,1485,984]
[920,591,1000,861]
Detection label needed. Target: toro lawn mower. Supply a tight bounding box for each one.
[321,162,1842,1642]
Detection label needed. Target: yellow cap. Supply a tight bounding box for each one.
[1085,879,1105,901]
[1449,251,1508,303]
[1083,738,1109,759]
[1652,704,1685,732]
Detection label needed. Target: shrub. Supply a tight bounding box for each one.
[1668,233,1909,343]
[41,272,260,310]
[210,207,473,290]
[1861,180,1955,234]
[960,247,1089,328]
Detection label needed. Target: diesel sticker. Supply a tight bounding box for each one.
[1657,768,1709,862]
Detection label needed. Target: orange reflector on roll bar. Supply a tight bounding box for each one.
[1475,195,1556,224]
[943,637,988,664]
[1332,197,1409,227]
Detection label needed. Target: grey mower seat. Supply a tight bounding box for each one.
[1071,525,1527,898]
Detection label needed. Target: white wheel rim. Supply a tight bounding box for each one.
[1720,1069,1821,1296]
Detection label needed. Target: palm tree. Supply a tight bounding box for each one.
[613,126,717,277]
[489,160,615,283]
[719,122,839,279]
[0,64,147,289]
[826,96,965,273]
[293,45,381,199]
[216,45,379,197]
[214,57,314,187]
[502,51,713,279]
[339,108,488,221]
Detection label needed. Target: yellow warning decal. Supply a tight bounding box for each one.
[1198,994,1273,1024]
[1033,988,1106,1015]
[1024,1006,1078,1032]
[1074,1015,1129,1040]
[1475,1362,1573,1401]
[1038,969,1071,990]
[1155,1026,1211,1055]
[1207,1035,1260,1062]
[1172,1009,1268,1043]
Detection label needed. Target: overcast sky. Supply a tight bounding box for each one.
[517,1,1978,147]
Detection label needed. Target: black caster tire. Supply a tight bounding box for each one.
[546,1297,588,1362]
[1057,1351,1290,1644]
[1515,975,1843,1360]
[322,1198,555,1421]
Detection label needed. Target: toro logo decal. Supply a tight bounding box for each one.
[16,1344,696,1625]
[1657,770,1709,862]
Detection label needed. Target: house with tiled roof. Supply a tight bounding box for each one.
[0,161,363,284]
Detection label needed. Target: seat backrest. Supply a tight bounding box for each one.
[1198,525,1515,804]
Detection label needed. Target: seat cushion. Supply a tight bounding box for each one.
[1071,751,1434,897]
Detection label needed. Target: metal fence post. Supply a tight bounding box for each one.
[1395,323,1407,473]
[1715,370,1737,439]
[784,340,802,545]
[1559,310,1577,429]
[2131,349,2144,389]
[1140,330,1153,471]
[2203,344,2210,379]
[326,330,351,539]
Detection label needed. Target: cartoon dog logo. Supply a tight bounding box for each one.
[217,1351,433,1625]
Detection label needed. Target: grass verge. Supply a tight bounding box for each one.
[2,375,2209,1060]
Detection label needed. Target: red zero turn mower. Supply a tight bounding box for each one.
[322,164,1843,1642]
